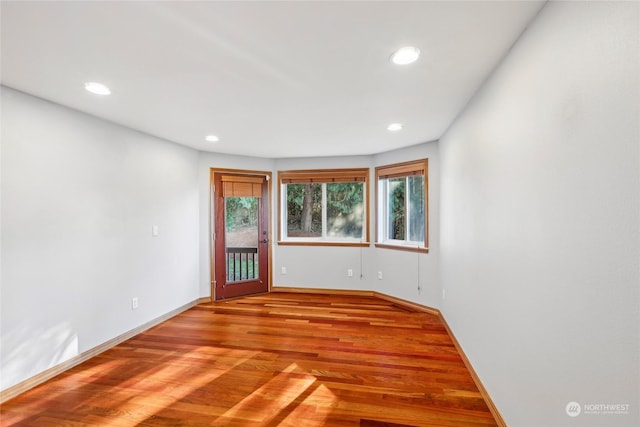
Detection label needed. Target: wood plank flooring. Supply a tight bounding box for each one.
[0,293,498,427]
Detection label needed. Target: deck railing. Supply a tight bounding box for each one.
[226,247,258,281]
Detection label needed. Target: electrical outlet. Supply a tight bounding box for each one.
[442,289,446,300]
[152,225,159,237]
[281,266,287,275]
[132,297,139,309]
[377,271,383,280]
[347,269,353,277]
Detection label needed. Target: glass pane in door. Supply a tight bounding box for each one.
[225,197,259,282]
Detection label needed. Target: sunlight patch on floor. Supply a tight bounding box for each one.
[216,362,333,425]
[102,346,259,425]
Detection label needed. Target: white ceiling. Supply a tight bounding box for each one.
[1,1,545,158]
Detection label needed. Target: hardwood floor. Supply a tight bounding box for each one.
[0,293,498,427]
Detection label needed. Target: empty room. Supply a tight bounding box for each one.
[1,1,638,426]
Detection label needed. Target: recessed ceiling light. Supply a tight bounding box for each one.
[205,135,220,143]
[84,82,111,95]
[387,123,403,132]
[390,46,420,65]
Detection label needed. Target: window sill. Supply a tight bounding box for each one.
[374,243,429,254]
[278,241,370,248]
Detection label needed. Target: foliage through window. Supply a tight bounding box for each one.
[279,169,369,244]
[376,159,428,252]
[225,197,258,232]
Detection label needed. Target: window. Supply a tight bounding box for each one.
[279,169,369,246]
[376,159,428,252]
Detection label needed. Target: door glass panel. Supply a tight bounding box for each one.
[225,197,259,282]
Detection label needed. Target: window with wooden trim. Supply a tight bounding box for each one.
[278,169,369,245]
[376,159,428,252]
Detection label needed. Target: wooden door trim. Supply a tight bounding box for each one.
[210,168,272,301]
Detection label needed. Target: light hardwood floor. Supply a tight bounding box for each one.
[0,293,498,426]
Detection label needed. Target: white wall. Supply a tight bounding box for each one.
[1,87,200,391]
[439,2,639,426]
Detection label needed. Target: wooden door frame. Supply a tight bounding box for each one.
[210,168,272,300]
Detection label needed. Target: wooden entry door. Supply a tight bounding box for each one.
[212,171,270,300]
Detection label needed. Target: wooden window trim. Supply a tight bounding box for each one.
[279,241,370,248]
[375,159,429,252]
[376,162,426,179]
[278,168,370,246]
[374,243,429,254]
[279,169,368,184]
